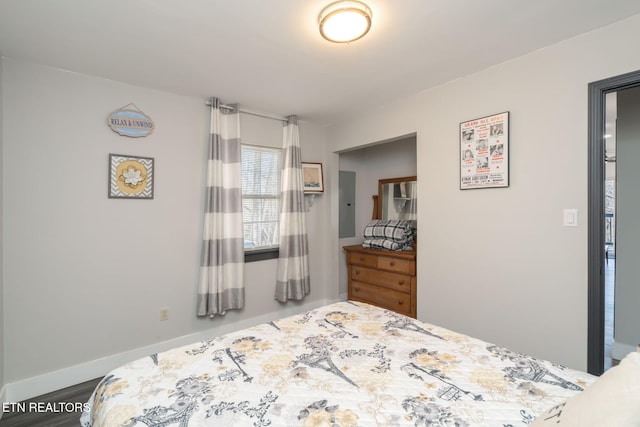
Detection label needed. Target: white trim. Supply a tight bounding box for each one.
[4,299,335,402]
[612,340,638,361]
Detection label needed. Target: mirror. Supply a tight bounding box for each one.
[373,176,417,221]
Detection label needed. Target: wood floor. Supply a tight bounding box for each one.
[0,378,102,427]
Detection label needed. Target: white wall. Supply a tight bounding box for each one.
[614,85,640,358]
[328,13,640,371]
[1,58,330,400]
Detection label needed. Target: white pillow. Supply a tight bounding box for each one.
[531,351,640,427]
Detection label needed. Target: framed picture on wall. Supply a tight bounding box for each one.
[460,111,509,190]
[108,154,155,199]
[302,162,324,193]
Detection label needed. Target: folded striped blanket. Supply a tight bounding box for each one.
[362,238,412,251]
[363,219,414,241]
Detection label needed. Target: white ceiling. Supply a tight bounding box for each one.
[2,0,640,125]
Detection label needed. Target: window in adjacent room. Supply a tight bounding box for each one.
[241,144,281,262]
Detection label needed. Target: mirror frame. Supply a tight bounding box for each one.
[373,175,417,220]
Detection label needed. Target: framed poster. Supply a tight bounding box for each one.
[301,162,324,193]
[460,111,509,190]
[109,154,154,199]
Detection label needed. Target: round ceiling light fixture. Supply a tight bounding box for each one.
[319,1,372,43]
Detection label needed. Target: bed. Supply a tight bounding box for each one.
[81,301,609,426]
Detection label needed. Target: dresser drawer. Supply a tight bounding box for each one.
[343,244,417,318]
[350,281,412,316]
[347,252,378,268]
[351,266,411,293]
[378,256,413,274]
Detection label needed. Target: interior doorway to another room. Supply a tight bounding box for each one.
[589,71,640,376]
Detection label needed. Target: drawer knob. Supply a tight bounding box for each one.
[354,287,360,292]
[355,270,360,275]
[390,261,396,266]
[398,280,405,285]
[398,300,404,305]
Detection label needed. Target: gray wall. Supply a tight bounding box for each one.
[339,135,417,241]
[5,11,640,402]
[0,52,5,406]
[327,13,640,371]
[1,58,331,400]
[614,86,640,356]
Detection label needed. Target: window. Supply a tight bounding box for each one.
[241,144,281,260]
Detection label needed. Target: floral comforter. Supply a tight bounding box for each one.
[81,301,595,426]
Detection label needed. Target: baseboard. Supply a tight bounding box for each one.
[5,298,335,403]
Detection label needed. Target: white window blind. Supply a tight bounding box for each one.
[241,144,281,251]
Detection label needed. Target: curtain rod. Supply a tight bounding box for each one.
[205,101,288,122]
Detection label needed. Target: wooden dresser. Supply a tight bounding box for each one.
[343,244,416,318]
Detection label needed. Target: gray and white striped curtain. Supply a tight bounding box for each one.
[197,98,245,317]
[275,116,310,302]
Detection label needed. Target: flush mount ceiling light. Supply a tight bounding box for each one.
[319,1,372,43]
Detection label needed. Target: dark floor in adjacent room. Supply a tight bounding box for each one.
[0,378,102,427]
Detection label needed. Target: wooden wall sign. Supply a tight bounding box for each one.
[108,103,155,137]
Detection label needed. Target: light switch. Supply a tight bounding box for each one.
[563,209,578,227]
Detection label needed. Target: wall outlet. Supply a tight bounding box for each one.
[160,307,169,321]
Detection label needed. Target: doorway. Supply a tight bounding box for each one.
[588,69,640,375]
